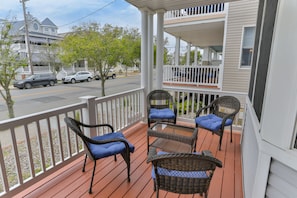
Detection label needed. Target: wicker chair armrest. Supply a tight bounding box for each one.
[196,104,212,117]
[147,147,157,163]
[76,120,114,132]
[172,102,177,115]
[80,123,114,132]
[220,110,239,127]
[202,150,213,157]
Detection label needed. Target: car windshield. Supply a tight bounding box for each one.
[68,72,76,75]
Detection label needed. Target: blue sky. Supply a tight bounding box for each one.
[0,0,140,33]
[0,0,186,53]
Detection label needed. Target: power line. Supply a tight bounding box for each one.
[58,0,115,28]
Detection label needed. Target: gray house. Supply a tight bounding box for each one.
[6,13,62,69]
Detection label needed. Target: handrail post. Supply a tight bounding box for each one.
[80,96,97,137]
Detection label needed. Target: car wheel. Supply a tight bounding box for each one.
[87,77,92,82]
[49,81,55,86]
[25,83,32,89]
[71,79,76,84]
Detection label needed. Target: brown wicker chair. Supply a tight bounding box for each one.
[64,117,135,194]
[147,89,177,127]
[195,96,240,150]
[147,148,222,198]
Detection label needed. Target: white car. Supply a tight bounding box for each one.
[62,71,93,84]
[94,69,116,80]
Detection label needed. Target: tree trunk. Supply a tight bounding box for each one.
[101,78,106,97]
[5,89,15,118]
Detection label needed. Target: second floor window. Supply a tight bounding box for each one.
[241,26,256,67]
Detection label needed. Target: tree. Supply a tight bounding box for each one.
[120,28,141,76]
[59,23,139,96]
[0,21,26,118]
[41,41,61,72]
[180,50,202,65]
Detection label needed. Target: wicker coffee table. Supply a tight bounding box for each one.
[147,122,198,153]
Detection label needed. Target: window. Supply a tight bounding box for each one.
[248,0,277,122]
[241,26,256,67]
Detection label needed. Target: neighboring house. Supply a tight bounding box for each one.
[3,12,62,72]
[163,1,258,93]
[126,0,297,197]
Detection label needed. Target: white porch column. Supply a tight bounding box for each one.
[175,37,180,66]
[202,47,210,65]
[186,43,191,66]
[140,9,148,93]
[148,12,154,92]
[156,10,165,89]
[194,47,198,66]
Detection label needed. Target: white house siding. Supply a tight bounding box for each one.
[241,101,261,198]
[266,159,297,198]
[241,0,297,197]
[222,0,259,92]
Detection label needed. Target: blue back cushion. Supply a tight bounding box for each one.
[151,151,208,179]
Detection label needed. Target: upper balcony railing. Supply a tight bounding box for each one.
[163,65,223,88]
[0,84,246,197]
[164,3,225,20]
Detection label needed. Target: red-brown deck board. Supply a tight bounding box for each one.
[14,121,243,198]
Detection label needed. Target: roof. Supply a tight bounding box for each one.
[41,18,57,27]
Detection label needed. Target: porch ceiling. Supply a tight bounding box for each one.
[125,0,234,51]
[125,0,239,11]
[164,20,224,49]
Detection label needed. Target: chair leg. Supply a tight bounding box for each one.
[219,136,222,151]
[89,160,97,194]
[156,186,159,198]
[230,125,233,143]
[82,154,87,172]
[121,152,131,182]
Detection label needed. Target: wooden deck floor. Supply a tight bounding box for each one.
[15,121,242,198]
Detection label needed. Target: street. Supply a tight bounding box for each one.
[0,74,140,121]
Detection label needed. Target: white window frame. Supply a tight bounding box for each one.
[239,25,256,68]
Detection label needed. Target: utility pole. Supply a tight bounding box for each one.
[20,0,34,74]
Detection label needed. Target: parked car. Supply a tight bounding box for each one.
[94,69,116,80]
[62,71,93,84]
[13,73,57,89]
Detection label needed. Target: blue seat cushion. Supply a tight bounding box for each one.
[149,108,175,119]
[88,132,135,159]
[195,114,233,131]
[151,151,208,179]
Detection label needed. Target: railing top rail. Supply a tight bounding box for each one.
[0,102,86,130]
[94,88,144,103]
[164,86,247,98]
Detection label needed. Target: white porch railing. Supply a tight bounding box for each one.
[0,88,144,198]
[163,65,222,87]
[163,87,246,130]
[164,3,225,20]
[0,86,246,197]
